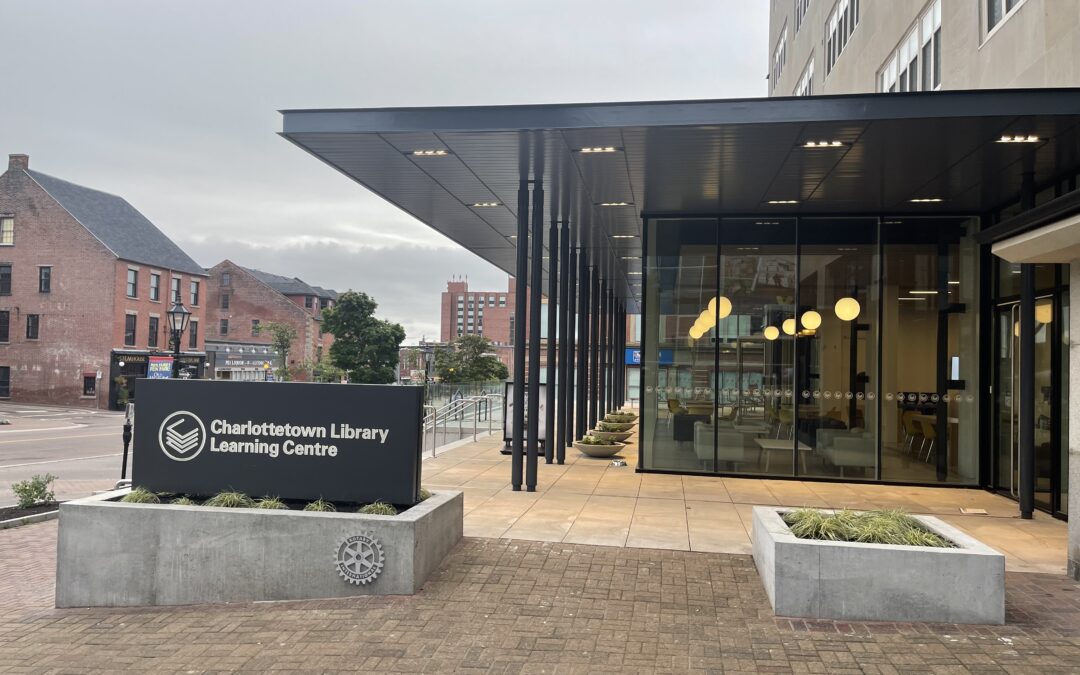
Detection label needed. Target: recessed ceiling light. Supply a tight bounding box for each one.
[577,146,620,154]
[599,202,632,207]
[909,198,944,203]
[948,280,960,285]
[802,140,845,148]
[909,290,938,295]
[621,256,641,260]
[472,202,501,207]
[898,297,927,301]
[628,271,643,275]
[767,200,798,205]
[611,234,638,239]
[508,235,517,239]
[411,149,450,156]
[997,135,1040,143]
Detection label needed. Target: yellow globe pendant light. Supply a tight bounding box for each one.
[834,296,861,321]
[782,318,796,336]
[763,325,780,341]
[689,324,705,340]
[801,310,822,330]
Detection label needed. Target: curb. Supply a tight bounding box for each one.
[0,509,60,530]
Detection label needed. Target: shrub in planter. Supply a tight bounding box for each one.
[254,496,288,510]
[573,435,625,458]
[591,427,632,441]
[357,501,398,516]
[204,491,255,508]
[12,473,57,509]
[783,508,954,548]
[171,496,199,506]
[303,498,336,512]
[121,487,160,504]
[604,413,636,424]
[418,487,432,502]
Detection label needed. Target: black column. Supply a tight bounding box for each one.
[511,175,529,491]
[589,267,601,430]
[544,217,558,464]
[565,238,578,448]
[576,257,589,439]
[526,172,544,491]
[1019,263,1036,519]
[598,281,608,421]
[616,303,624,408]
[607,290,616,413]
[556,221,571,464]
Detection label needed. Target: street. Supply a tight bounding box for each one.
[0,403,126,507]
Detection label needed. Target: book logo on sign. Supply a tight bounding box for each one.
[158,411,207,462]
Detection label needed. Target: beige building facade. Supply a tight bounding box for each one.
[769,0,1080,97]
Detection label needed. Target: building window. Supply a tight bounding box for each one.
[879,1,940,92]
[150,273,160,301]
[794,59,814,96]
[305,295,313,308]
[795,0,812,32]
[251,319,261,335]
[0,217,12,246]
[170,277,181,304]
[190,280,200,306]
[825,0,860,76]
[124,314,137,346]
[488,295,495,306]
[221,272,231,287]
[987,0,1023,34]
[219,319,229,335]
[0,366,9,398]
[771,25,787,91]
[38,266,51,293]
[221,293,230,310]
[82,375,96,397]
[0,311,8,342]
[0,264,9,296]
[126,269,138,298]
[499,296,506,307]
[25,314,39,340]
[189,320,198,349]
[148,316,159,348]
[319,297,329,309]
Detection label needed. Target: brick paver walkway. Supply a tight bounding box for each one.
[1,520,1078,673]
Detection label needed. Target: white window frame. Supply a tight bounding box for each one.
[794,58,814,96]
[984,0,1026,42]
[794,0,812,33]
[878,0,941,93]
[771,25,788,91]
[824,0,860,77]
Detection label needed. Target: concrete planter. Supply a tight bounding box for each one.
[56,489,463,608]
[591,429,633,442]
[751,506,1005,624]
[573,440,626,458]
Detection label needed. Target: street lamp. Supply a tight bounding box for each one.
[167,300,192,378]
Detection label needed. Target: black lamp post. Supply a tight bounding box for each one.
[167,300,192,378]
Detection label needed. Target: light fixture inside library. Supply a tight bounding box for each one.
[768,199,799,205]
[909,197,944,203]
[997,135,1039,143]
[611,234,637,239]
[708,295,732,319]
[782,318,796,335]
[689,325,705,340]
[411,149,449,156]
[803,140,844,148]
[834,296,861,321]
[763,325,780,341]
[909,290,938,294]
[800,310,822,330]
[599,201,631,207]
[1036,299,1053,324]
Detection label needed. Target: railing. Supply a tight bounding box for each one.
[422,394,503,456]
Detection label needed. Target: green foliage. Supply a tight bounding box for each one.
[204,491,255,508]
[303,498,336,512]
[312,352,346,383]
[253,496,288,510]
[261,321,298,381]
[11,473,57,509]
[597,421,634,432]
[434,335,509,383]
[604,413,636,423]
[418,487,432,502]
[578,435,616,446]
[357,501,398,516]
[321,291,406,384]
[121,487,160,504]
[114,376,130,407]
[783,508,955,548]
[171,496,199,506]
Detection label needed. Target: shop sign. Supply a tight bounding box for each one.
[148,357,174,379]
[502,381,546,442]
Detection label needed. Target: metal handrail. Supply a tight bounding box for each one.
[422,393,502,456]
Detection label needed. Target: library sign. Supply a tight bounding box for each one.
[133,379,423,504]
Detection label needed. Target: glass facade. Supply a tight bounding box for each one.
[642,215,983,485]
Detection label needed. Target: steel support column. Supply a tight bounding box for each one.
[1019,263,1036,519]
[511,174,529,491]
[525,171,544,492]
[556,221,571,464]
[565,239,579,447]
[589,268,601,430]
[598,281,608,421]
[576,257,589,439]
[544,218,558,464]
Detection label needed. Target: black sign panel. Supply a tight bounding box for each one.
[133,380,423,505]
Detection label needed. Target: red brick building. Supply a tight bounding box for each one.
[0,154,208,408]
[440,276,526,370]
[203,261,337,381]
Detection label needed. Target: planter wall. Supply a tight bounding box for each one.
[56,489,463,608]
[751,507,1005,624]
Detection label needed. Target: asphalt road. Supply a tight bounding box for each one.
[0,403,127,507]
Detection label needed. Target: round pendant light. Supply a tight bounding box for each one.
[1035,299,1053,324]
[801,310,822,330]
[834,296,861,321]
[689,324,705,340]
[716,295,732,319]
[763,325,780,341]
[698,310,715,328]
[782,318,796,336]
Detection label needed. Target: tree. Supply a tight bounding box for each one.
[434,335,509,383]
[261,321,298,381]
[312,352,346,383]
[321,291,406,384]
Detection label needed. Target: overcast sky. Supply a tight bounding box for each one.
[1,1,768,342]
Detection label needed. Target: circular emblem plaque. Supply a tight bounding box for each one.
[335,533,385,586]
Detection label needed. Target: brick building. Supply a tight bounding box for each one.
[0,154,208,409]
[440,276,522,370]
[203,261,337,381]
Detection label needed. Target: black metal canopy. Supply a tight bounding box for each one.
[281,88,1080,309]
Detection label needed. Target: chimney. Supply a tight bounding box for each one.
[8,154,28,171]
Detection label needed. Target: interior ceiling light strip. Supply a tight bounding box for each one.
[996,135,1039,143]
[611,234,638,239]
[599,202,632,207]
[578,146,620,153]
[472,202,501,207]
[767,200,798,205]
[802,140,845,148]
[909,198,944,203]
[411,149,449,156]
